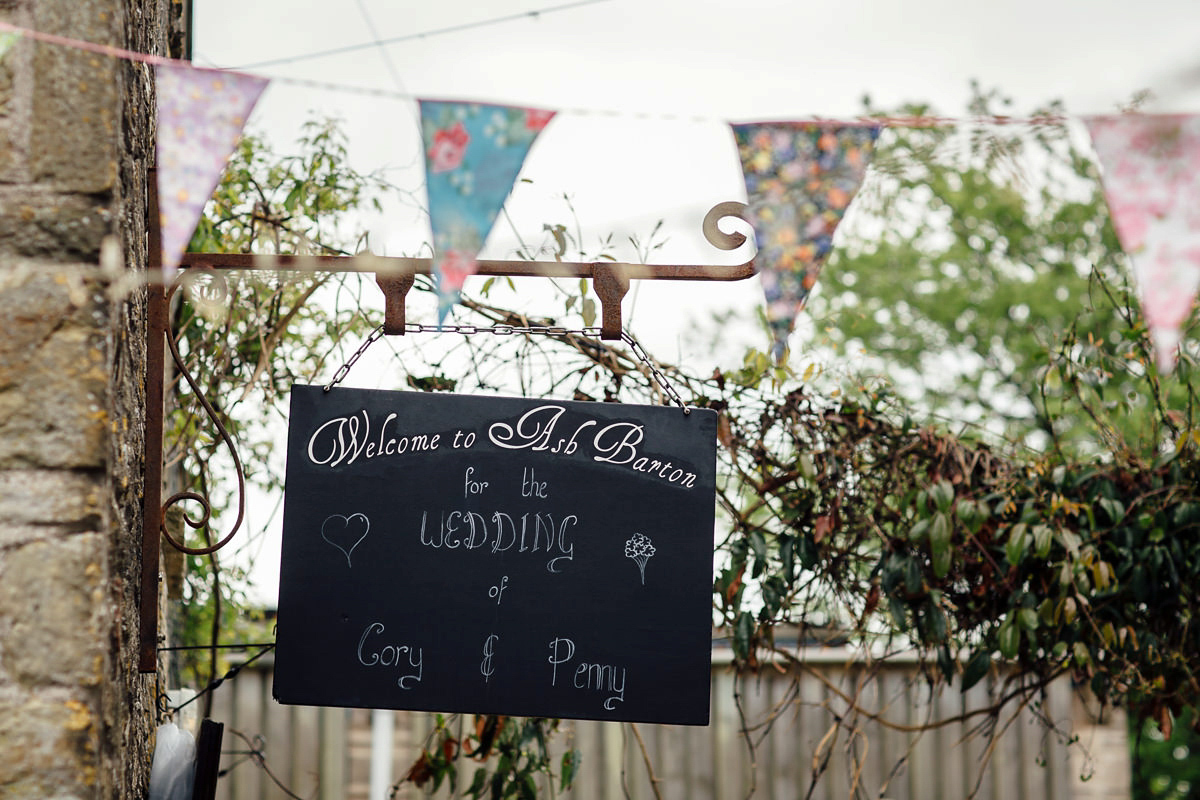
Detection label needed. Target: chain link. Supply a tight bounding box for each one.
[618,331,691,414]
[322,323,692,413]
[322,325,385,391]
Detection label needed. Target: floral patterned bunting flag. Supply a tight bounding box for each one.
[1084,114,1200,372]
[420,100,555,318]
[731,123,880,360]
[156,63,268,278]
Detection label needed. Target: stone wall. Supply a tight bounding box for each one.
[0,1,179,797]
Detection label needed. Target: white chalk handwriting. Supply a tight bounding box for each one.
[548,636,626,711]
[304,404,700,489]
[357,622,423,689]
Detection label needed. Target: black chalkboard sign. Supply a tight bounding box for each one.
[273,384,717,725]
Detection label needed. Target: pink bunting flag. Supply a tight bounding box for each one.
[155,63,268,278]
[1084,114,1200,372]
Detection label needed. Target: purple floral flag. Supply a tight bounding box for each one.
[1084,114,1200,372]
[156,63,267,278]
[419,100,555,320]
[731,123,880,360]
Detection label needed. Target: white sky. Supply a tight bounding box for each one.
[192,0,1200,604]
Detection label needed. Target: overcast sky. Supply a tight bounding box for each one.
[192,0,1200,604]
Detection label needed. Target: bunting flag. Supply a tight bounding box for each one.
[1084,114,1200,372]
[155,63,268,278]
[731,123,880,360]
[419,100,555,319]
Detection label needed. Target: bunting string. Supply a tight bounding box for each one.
[1,19,1196,370]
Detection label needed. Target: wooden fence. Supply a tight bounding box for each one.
[199,649,1119,800]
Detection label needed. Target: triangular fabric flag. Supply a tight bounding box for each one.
[1084,114,1200,372]
[156,63,268,278]
[731,123,880,360]
[419,100,555,319]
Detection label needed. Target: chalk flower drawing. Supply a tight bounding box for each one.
[624,533,656,585]
[320,513,370,567]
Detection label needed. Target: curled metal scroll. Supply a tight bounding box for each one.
[160,268,246,556]
[702,201,752,252]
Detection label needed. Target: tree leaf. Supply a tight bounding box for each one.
[1018,607,1039,631]
[560,750,581,792]
[929,512,952,578]
[931,480,955,512]
[962,649,992,690]
[814,514,835,544]
[998,620,1020,659]
[1005,523,1029,566]
[1032,524,1053,558]
[1097,497,1124,524]
[733,611,755,660]
[466,767,488,798]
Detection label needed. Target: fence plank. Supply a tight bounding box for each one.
[231,666,264,800]
[263,677,293,800]
[290,705,321,800]
[318,707,346,800]
[200,656,1093,800]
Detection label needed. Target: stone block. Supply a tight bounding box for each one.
[0,263,110,469]
[29,0,120,192]
[0,188,115,260]
[0,687,98,798]
[0,533,109,688]
[0,470,105,547]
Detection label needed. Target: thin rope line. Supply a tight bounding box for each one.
[0,19,175,66]
[354,0,407,94]
[233,0,613,70]
[352,0,424,140]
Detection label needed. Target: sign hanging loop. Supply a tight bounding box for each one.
[322,323,692,414]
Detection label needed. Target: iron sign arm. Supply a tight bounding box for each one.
[138,170,755,672]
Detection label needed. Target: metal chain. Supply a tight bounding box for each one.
[322,325,386,391]
[322,323,692,413]
[617,330,691,414]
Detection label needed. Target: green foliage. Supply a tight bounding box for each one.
[807,83,1196,454]
[708,259,1200,729]
[396,715,578,800]
[1134,709,1200,800]
[189,117,385,256]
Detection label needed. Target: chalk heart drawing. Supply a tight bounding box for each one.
[321,513,370,567]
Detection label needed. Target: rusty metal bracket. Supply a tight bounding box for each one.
[139,175,755,672]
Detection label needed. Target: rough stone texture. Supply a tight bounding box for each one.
[0,265,111,469]
[0,686,101,799]
[0,0,177,797]
[29,1,120,192]
[0,533,109,688]
[0,469,105,549]
[0,190,115,260]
